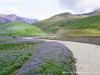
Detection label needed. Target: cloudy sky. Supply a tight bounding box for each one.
[0,0,100,19]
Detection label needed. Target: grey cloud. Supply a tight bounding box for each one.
[58,0,100,13]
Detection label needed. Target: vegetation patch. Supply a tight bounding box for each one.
[0,40,42,75]
[0,42,41,50]
[15,41,75,75]
[0,21,46,36]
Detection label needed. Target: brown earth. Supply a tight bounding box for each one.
[39,36,100,45]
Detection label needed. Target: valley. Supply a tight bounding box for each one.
[0,9,100,75]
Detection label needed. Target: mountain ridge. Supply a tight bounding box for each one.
[77,8,100,16]
[0,14,39,24]
[33,9,100,36]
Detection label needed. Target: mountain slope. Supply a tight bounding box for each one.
[33,11,100,36]
[0,22,46,36]
[59,15,100,36]
[47,12,80,21]
[0,14,38,23]
[33,12,84,33]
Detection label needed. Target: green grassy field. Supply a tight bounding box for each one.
[0,22,46,36]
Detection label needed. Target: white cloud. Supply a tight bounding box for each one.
[0,0,32,4]
[0,0,41,19]
[0,7,33,18]
[1,0,100,19]
[0,6,58,20]
[58,0,100,13]
[0,0,67,19]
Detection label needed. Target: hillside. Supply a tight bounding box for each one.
[35,14,100,45]
[0,22,46,36]
[33,12,84,33]
[33,10,100,36]
[47,12,80,21]
[61,15,100,36]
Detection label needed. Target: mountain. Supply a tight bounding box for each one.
[81,8,100,16]
[33,10,100,36]
[47,12,80,21]
[64,15,100,30]
[33,12,86,33]
[60,15,100,36]
[0,14,39,23]
[0,21,46,36]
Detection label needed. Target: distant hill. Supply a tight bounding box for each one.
[33,9,100,36]
[33,12,85,33]
[80,8,100,16]
[0,21,46,36]
[57,15,100,36]
[47,12,80,21]
[1,9,100,37]
[0,14,38,23]
[64,15,100,30]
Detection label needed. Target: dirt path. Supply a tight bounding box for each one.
[43,40,100,75]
